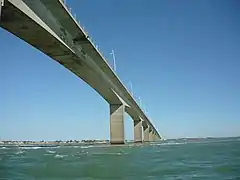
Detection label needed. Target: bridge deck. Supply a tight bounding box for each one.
[0,0,160,138]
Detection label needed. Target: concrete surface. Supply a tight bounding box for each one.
[110,104,125,144]
[0,0,161,143]
[134,120,143,143]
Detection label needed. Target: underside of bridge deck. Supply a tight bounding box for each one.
[0,0,161,144]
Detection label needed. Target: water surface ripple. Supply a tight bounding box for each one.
[0,138,239,179]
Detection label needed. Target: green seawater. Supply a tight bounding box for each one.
[0,138,240,180]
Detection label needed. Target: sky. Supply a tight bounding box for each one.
[0,0,239,140]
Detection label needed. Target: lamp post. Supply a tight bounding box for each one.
[110,50,116,71]
[129,81,133,96]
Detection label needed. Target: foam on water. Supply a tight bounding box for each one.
[92,152,128,156]
[80,145,94,149]
[48,146,60,149]
[18,146,60,150]
[0,138,239,179]
[54,154,68,158]
[19,146,43,150]
[46,150,56,154]
[0,146,8,149]
[153,142,187,146]
[44,153,52,156]
[15,151,25,155]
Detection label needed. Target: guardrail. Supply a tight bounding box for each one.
[58,0,159,135]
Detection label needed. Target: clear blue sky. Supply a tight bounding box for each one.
[0,0,239,140]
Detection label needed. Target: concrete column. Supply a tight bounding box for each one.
[154,133,158,141]
[152,131,157,141]
[143,125,150,142]
[153,132,156,141]
[134,120,143,143]
[110,104,125,144]
[149,129,154,141]
[156,134,161,141]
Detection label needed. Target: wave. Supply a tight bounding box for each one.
[15,151,25,155]
[19,146,44,150]
[48,146,60,149]
[153,142,187,146]
[44,153,52,156]
[18,145,60,150]
[65,145,110,149]
[92,152,128,156]
[0,147,8,149]
[80,145,94,149]
[54,154,68,158]
[46,150,56,154]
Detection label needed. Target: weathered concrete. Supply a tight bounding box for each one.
[110,104,125,144]
[154,133,158,141]
[158,136,161,140]
[149,129,154,141]
[0,0,162,140]
[143,125,150,142]
[134,120,143,143]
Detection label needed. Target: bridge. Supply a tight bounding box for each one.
[0,0,161,144]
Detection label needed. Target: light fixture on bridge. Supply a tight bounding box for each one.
[139,96,142,108]
[110,49,116,71]
[129,81,133,96]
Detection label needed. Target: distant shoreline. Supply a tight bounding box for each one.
[0,140,109,146]
[0,136,239,146]
[0,140,137,146]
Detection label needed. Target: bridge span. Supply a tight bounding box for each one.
[0,0,161,144]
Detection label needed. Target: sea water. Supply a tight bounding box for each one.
[0,137,239,180]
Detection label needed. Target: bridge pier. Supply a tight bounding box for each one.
[155,133,158,141]
[110,104,125,144]
[154,132,158,141]
[149,129,154,141]
[0,0,161,143]
[155,133,160,141]
[143,123,150,142]
[133,120,143,143]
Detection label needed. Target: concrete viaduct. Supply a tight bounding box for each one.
[0,0,161,144]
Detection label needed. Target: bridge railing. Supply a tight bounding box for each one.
[59,0,115,70]
[58,0,159,135]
